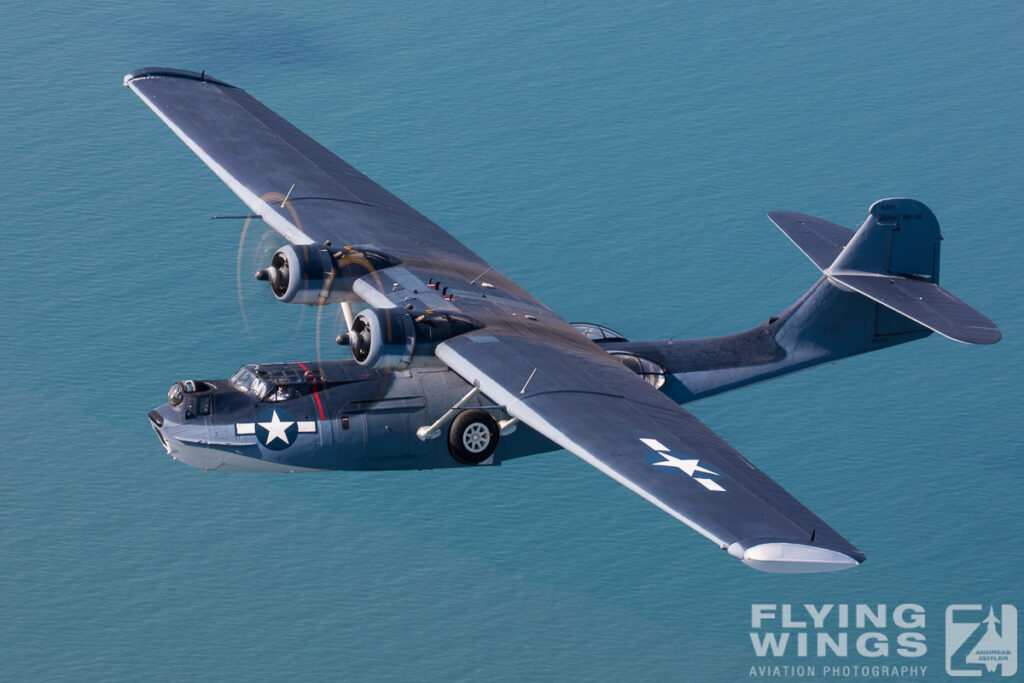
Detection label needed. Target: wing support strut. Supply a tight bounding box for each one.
[416,385,480,441]
[340,302,355,332]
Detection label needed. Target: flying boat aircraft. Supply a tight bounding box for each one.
[126,67,1000,573]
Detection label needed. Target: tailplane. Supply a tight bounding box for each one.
[769,198,1000,345]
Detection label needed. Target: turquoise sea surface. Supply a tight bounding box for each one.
[1,2,1021,680]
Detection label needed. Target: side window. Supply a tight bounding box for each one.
[609,351,667,390]
[196,396,211,416]
[570,322,628,343]
[186,395,212,418]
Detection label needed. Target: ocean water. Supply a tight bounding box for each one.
[1,2,1021,680]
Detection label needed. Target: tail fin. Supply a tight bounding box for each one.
[769,198,1000,345]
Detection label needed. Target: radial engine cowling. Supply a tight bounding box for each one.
[342,308,481,369]
[255,244,398,305]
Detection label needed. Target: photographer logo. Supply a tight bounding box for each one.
[946,605,1017,677]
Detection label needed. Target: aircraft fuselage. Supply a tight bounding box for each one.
[149,360,554,472]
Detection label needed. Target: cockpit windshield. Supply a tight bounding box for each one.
[230,367,269,399]
[231,367,281,400]
[230,364,323,402]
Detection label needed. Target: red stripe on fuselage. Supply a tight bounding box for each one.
[311,391,325,421]
[297,362,326,421]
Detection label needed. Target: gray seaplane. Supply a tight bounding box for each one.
[127,67,1000,574]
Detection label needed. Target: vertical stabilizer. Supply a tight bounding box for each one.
[831,198,941,281]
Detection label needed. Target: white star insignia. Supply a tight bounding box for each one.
[258,410,295,445]
[651,451,718,477]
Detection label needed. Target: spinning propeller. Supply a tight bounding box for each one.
[233,190,402,370]
[235,216,352,364]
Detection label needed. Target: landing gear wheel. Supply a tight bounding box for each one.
[448,409,499,465]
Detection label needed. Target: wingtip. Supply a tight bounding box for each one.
[766,210,796,226]
[731,542,863,574]
[122,67,236,89]
[951,325,1002,345]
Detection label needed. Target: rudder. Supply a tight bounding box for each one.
[832,198,941,281]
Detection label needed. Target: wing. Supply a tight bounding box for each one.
[127,68,865,572]
[123,67,538,307]
[437,331,864,573]
[124,67,450,248]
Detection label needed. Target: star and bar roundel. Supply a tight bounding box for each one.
[639,438,726,492]
[235,409,316,450]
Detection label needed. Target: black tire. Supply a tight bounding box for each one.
[448,409,499,465]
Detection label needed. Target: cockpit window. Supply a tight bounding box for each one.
[230,364,324,402]
[609,351,667,389]
[252,377,272,400]
[230,367,272,399]
[230,367,257,394]
[571,322,628,343]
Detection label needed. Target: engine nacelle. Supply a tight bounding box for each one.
[255,244,398,305]
[341,308,481,369]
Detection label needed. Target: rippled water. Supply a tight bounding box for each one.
[1,2,1021,680]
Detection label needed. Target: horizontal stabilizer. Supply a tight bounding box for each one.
[829,273,1001,345]
[768,211,854,271]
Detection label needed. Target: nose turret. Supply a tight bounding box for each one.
[147,379,223,468]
